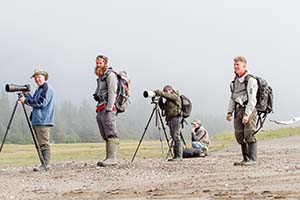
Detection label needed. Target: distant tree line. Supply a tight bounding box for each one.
[0,92,231,144]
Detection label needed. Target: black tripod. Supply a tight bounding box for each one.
[0,95,47,171]
[131,99,173,162]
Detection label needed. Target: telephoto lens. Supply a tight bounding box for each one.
[143,90,156,98]
[5,84,31,93]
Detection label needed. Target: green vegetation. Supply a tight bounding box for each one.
[0,140,174,167]
[1,127,299,167]
[212,127,300,142]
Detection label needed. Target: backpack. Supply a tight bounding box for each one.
[244,74,273,133]
[113,70,130,113]
[180,95,192,119]
[183,148,201,158]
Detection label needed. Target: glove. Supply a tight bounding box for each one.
[93,93,100,101]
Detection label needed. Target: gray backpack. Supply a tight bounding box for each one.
[245,74,273,133]
[112,70,130,114]
[180,95,192,119]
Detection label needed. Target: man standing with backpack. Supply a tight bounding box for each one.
[93,55,119,167]
[154,85,183,161]
[226,56,258,166]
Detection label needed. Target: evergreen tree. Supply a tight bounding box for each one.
[77,99,99,142]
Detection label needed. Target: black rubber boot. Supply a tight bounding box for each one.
[234,144,249,166]
[33,149,50,171]
[244,142,257,166]
[168,141,183,161]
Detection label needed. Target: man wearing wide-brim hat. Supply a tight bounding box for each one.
[19,69,55,171]
[31,69,49,81]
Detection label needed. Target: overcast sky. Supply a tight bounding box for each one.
[1,0,300,122]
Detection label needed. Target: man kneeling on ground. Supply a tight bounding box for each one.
[191,119,210,157]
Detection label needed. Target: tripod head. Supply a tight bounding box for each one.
[17,92,25,98]
[151,96,160,105]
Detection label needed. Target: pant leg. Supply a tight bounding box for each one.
[98,110,118,140]
[33,126,50,150]
[168,117,182,145]
[234,106,257,144]
[96,111,106,140]
[192,141,201,149]
[168,117,182,158]
[234,107,246,145]
[244,109,257,143]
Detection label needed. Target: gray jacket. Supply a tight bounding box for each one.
[191,126,210,146]
[94,67,118,111]
[228,71,258,116]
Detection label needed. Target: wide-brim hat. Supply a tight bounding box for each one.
[191,119,201,125]
[31,69,49,81]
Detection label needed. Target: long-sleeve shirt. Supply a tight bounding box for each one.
[155,90,181,121]
[227,72,258,116]
[94,67,118,111]
[24,82,55,126]
[191,126,210,146]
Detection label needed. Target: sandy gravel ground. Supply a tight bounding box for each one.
[1,135,300,200]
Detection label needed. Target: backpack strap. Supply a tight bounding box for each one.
[230,75,238,93]
[101,68,114,81]
[243,74,256,87]
[198,129,207,141]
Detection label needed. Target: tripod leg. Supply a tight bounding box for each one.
[0,100,19,152]
[131,105,157,162]
[156,109,165,160]
[180,131,187,149]
[21,103,47,171]
[166,139,174,159]
[157,109,173,159]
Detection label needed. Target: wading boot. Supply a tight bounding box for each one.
[97,139,108,167]
[234,144,249,166]
[98,138,119,167]
[33,149,50,172]
[168,142,183,161]
[243,142,257,166]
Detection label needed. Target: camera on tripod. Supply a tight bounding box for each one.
[5,84,31,93]
[1,83,47,170]
[132,90,172,162]
[143,90,160,103]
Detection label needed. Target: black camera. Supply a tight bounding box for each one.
[93,93,101,101]
[5,84,31,93]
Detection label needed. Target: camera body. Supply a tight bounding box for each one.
[5,84,31,93]
[93,93,101,101]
